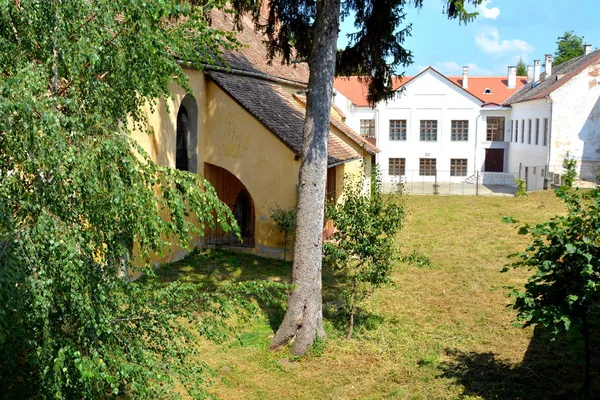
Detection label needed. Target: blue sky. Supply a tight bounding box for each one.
[338,0,600,77]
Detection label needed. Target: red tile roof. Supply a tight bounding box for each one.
[334,70,528,107]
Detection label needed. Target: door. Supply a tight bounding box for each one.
[484,149,504,172]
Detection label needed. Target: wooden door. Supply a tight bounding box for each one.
[484,149,504,172]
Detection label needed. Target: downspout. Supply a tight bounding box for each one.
[545,94,553,189]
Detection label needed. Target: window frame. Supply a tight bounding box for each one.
[360,119,375,138]
[389,120,407,141]
[486,116,505,141]
[419,158,437,176]
[451,120,469,141]
[419,120,438,141]
[388,157,406,176]
[450,158,468,176]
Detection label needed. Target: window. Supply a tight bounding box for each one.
[535,118,540,145]
[514,120,519,143]
[450,159,468,176]
[389,120,407,141]
[527,119,532,144]
[389,158,405,176]
[451,120,469,141]
[521,120,525,143]
[360,119,375,138]
[486,117,505,141]
[420,120,437,141]
[419,158,436,176]
[543,118,549,146]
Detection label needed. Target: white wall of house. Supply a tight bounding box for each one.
[506,99,550,175]
[375,70,482,183]
[550,62,600,181]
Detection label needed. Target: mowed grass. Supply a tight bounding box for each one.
[158,191,595,399]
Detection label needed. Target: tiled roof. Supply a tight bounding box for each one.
[334,70,527,107]
[210,10,309,86]
[208,72,362,166]
[293,94,379,155]
[506,50,600,104]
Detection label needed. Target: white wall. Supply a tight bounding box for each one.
[375,70,482,183]
[551,62,600,181]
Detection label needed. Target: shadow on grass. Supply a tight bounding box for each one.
[439,325,599,399]
[155,248,293,332]
[155,248,380,337]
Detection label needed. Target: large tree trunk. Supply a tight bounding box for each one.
[268,0,341,356]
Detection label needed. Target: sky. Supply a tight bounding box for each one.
[338,0,600,77]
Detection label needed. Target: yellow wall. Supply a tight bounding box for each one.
[128,68,373,265]
[205,80,301,258]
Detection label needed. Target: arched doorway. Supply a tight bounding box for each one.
[204,163,255,247]
[175,94,198,174]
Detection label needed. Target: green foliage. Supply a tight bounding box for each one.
[0,1,274,398]
[554,31,585,66]
[323,168,405,339]
[562,151,578,188]
[235,0,482,104]
[514,178,528,197]
[400,250,432,268]
[517,57,527,76]
[504,186,600,396]
[270,206,297,261]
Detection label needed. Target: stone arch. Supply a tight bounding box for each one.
[175,94,198,174]
[204,163,255,247]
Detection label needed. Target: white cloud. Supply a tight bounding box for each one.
[475,27,534,57]
[417,62,494,76]
[478,0,500,19]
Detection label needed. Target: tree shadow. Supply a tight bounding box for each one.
[439,324,599,399]
[153,248,293,332]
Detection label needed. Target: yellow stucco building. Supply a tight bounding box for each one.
[131,11,378,262]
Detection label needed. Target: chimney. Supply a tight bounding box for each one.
[527,65,534,83]
[507,66,517,89]
[585,44,592,55]
[533,60,541,83]
[462,66,469,89]
[544,54,553,78]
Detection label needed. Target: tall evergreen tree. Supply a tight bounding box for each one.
[234,0,483,355]
[554,30,585,66]
[517,57,527,76]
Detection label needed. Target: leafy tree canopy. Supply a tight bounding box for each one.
[0,1,291,398]
[554,30,585,66]
[235,0,482,105]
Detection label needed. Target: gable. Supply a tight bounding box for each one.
[387,69,483,109]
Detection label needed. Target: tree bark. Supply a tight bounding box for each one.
[268,0,340,356]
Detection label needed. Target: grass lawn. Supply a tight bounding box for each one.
[158,191,596,399]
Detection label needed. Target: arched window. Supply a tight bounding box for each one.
[176,108,189,171]
[175,95,198,173]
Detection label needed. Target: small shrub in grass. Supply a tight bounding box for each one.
[324,168,404,339]
[562,151,578,188]
[514,178,528,197]
[270,206,297,261]
[400,250,432,267]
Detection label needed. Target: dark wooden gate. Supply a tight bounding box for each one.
[484,149,504,172]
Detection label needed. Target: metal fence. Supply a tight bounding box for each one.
[382,169,518,196]
[381,164,595,196]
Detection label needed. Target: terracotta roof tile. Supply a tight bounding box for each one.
[507,50,600,104]
[210,10,309,85]
[208,72,361,166]
[334,71,527,107]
